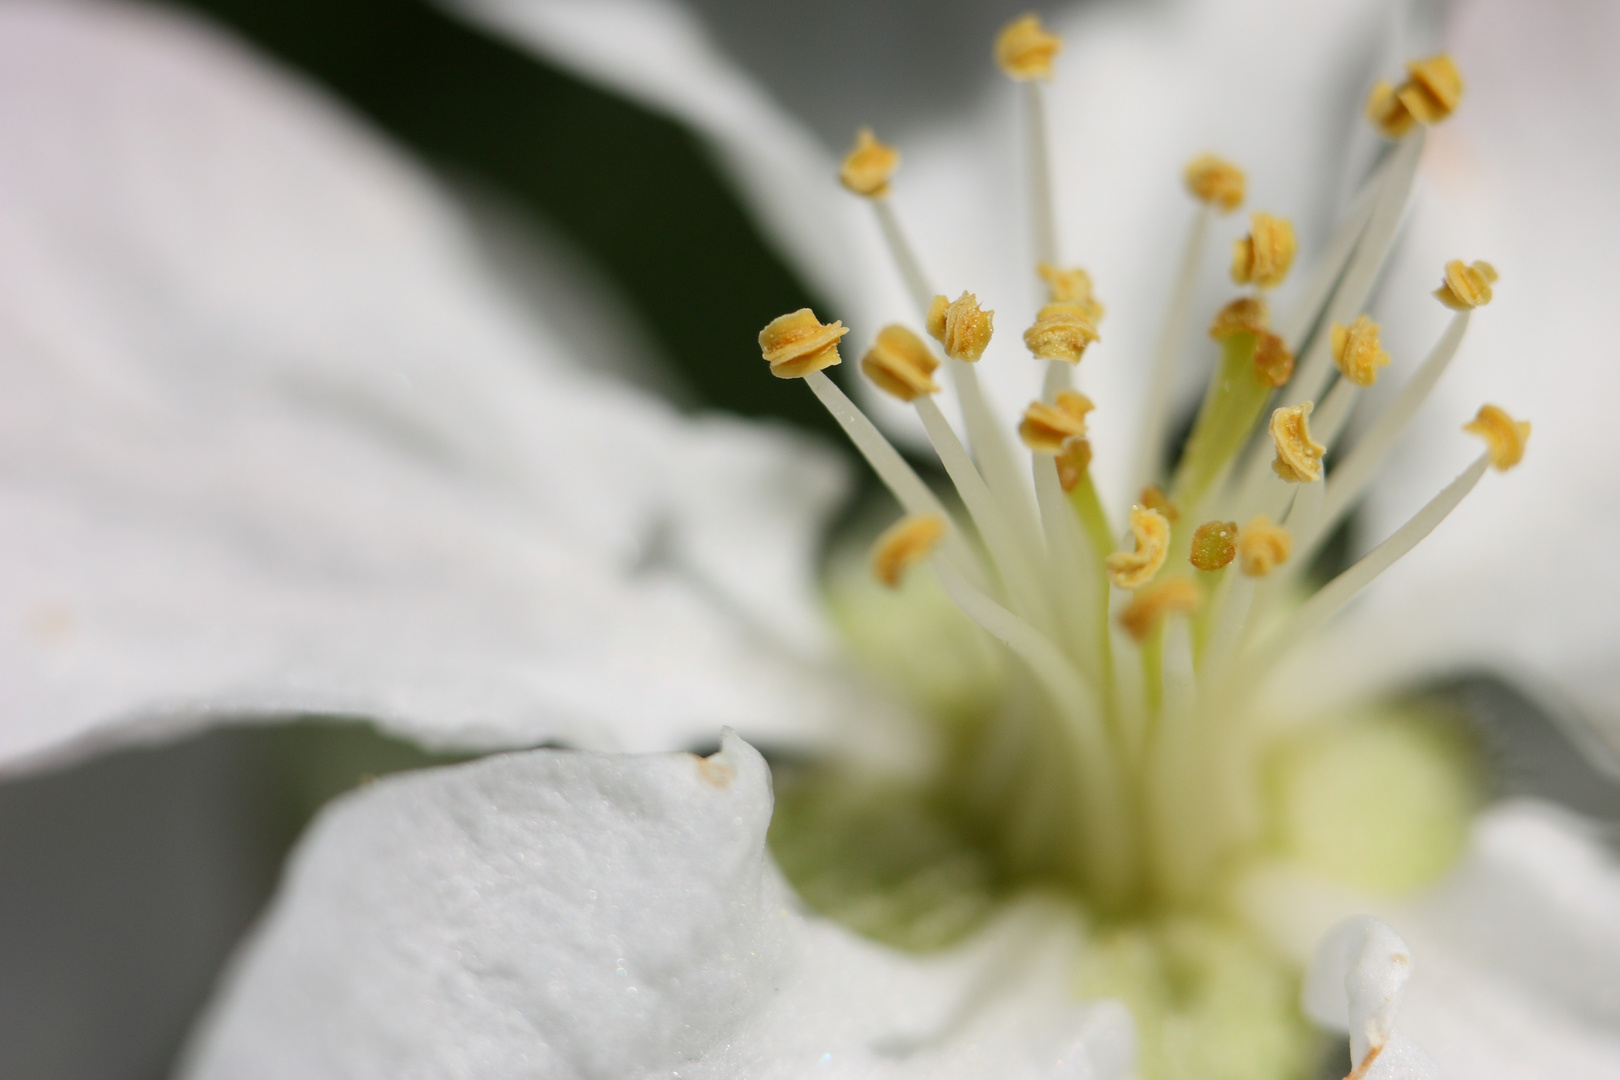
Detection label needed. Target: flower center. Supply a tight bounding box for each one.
[760,18,1515,1080]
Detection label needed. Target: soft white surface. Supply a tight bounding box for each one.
[1246,800,1620,1080]
[0,0,888,772]
[181,733,1136,1080]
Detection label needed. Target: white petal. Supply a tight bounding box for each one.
[0,0,868,770]
[1303,915,1419,1065]
[1264,0,1620,742]
[445,0,910,339]
[181,732,1135,1079]
[1246,799,1620,1080]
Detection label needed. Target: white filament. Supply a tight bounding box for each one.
[1132,204,1212,496]
[1307,310,1472,556]
[872,198,935,317]
[803,370,989,588]
[1248,451,1490,671]
[915,395,1054,629]
[1024,80,1059,269]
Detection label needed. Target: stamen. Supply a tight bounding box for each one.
[1434,259,1498,310]
[1173,301,1294,507]
[1237,516,1291,577]
[1209,296,1267,337]
[1131,157,1225,494]
[1270,402,1326,484]
[1306,306,1475,559]
[1331,315,1391,386]
[1018,391,1095,454]
[914,393,1055,631]
[796,367,987,589]
[1190,521,1239,572]
[994,14,1062,81]
[871,514,947,587]
[1366,54,1464,139]
[1119,579,1202,642]
[1184,154,1246,214]
[996,15,1062,265]
[1024,303,1099,364]
[1140,485,1181,524]
[861,324,940,401]
[758,308,848,378]
[930,558,1134,904]
[1228,135,1427,506]
[1056,438,1094,493]
[927,291,995,362]
[1230,211,1297,289]
[1253,329,1296,388]
[1464,404,1531,470]
[1037,264,1105,318]
[1208,299,1294,387]
[1256,445,1497,663]
[1107,506,1171,589]
[838,127,901,198]
[874,200,935,315]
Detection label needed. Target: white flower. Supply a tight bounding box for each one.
[3,2,1619,1079]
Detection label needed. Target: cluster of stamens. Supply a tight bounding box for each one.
[758,13,1526,911]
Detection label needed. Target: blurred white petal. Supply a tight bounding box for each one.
[1246,800,1620,1079]
[0,0,875,771]
[181,733,1136,1079]
[446,0,911,339]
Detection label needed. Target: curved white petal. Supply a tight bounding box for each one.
[1245,799,1620,1080]
[445,0,910,341]
[0,0,873,771]
[180,733,1135,1079]
[1260,0,1620,740]
[1305,916,1438,1079]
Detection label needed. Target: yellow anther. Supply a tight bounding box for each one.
[1231,211,1297,289]
[1237,515,1292,577]
[1253,331,1295,388]
[1118,578,1202,642]
[1330,315,1391,387]
[1366,54,1464,138]
[1023,302,1099,364]
[759,308,848,379]
[870,514,948,588]
[1036,263,1105,319]
[1184,153,1246,214]
[1270,402,1326,483]
[1209,298,1292,387]
[1208,297,1269,339]
[1018,390,1095,454]
[926,291,995,362]
[861,325,940,402]
[1189,520,1239,572]
[1139,485,1181,525]
[839,126,901,198]
[995,14,1061,80]
[1056,438,1093,493]
[1463,404,1531,471]
[1434,259,1498,310]
[1106,505,1171,590]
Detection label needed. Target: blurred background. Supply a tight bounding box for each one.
[0,2,1615,1078]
